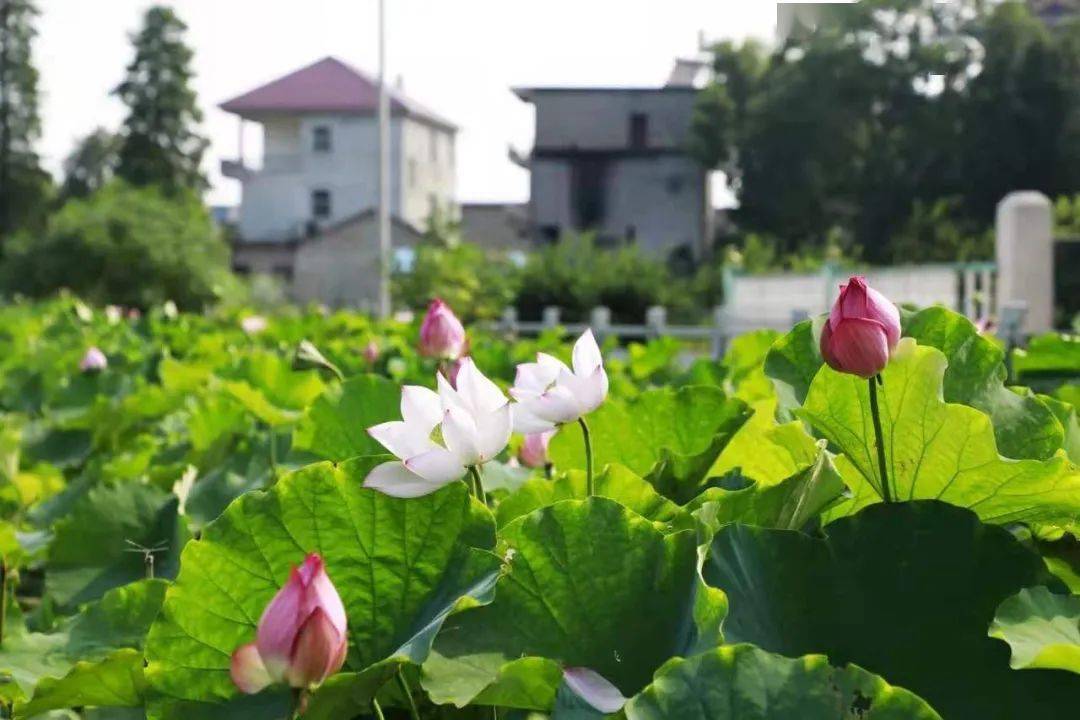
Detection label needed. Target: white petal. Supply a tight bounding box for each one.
[512,402,558,434]
[563,667,627,714]
[404,447,468,484]
[572,329,603,377]
[441,407,482,465]
[363,461,448,498]
[401,385,441,430]
[558,365,608,416]
[533,384,584,424]
[437,370,468,413]
[455,358,507,413]
[514,359,560,395]
[476,402,512,461]
[367,421,435,460]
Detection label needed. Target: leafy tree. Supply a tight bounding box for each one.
[0,0,50,244]
[113,6,208,193]
[0,181,231,309]
[59,128,119,202]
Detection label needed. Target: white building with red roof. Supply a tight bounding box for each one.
[218,57,456,308]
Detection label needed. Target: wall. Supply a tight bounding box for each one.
[460,203,529,252]
[400,117,457,225]
[530,89,697,150]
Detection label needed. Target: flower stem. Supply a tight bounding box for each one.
[371,697,386,720]
[868,375,893,503]
[0,556,8,648]
[395,668,422,720]
[469,465,487,506]
[578,417,594,496]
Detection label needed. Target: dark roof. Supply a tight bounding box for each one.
[320,207,424,236]
[220,57,455,130]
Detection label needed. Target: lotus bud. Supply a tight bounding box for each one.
[419,298,466,359]
[819,276,901,379]
[127,307,142,321]
[241,315,268,335]
[79,347,108,373]
[519,430,554,469]
[230,553,348,694]
[363,340,380,364]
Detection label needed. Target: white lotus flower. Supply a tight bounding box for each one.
[364,358,512,498]
[511,330,608,433]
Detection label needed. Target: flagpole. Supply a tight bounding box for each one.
[377,0,392,318]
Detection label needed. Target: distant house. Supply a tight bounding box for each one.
[459,202,530,255]
[513,85,710,259]
[219,56,456,307]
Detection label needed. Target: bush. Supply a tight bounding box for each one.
[0,181,231,310]
[393,242,519,323]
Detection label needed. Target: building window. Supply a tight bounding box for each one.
[233,263,251,276]
[311,189,332,220]
[630,113,648,149]
[394,247,417,273]
[313,125,332,152]
[539,225,561,244]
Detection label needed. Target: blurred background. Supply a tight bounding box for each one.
[1,0,1077,332]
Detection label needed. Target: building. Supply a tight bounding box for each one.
[513,85,710,259]
[459,202,530,255]
[1029,0,1080,25]
[220,57,456,306]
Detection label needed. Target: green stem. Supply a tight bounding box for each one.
[395,669,422,720]
[371,697,386,720]
[469,465,488,506]
[0,556,7,648]
[578,417,594,496]
[868,376,893,503]
[268,426,278,475]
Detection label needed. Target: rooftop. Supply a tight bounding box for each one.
[220,56,455,130]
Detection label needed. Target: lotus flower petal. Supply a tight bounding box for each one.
[563,666,627,714]
[230,642,272,695]
[363,460,450,498]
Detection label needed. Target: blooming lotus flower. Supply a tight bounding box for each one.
[241,315,268,335]
[511,330,608,433]
[365,358,511,497]
[419,298,466,359]
[231,553,347,694]
[79,347,108,373]
[820,276,901,379]
[519,430,554,468]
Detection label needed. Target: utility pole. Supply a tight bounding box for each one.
[376,0,392,319]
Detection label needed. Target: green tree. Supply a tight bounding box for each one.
[0,0,50,244]
[0,181,230,309]
[60,128,119,202]
[113,6,207,193]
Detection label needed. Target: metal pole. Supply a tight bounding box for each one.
[377,0,392,318]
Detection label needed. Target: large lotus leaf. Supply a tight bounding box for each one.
[222,352,325,427]
[495,464,694,532]
[710,399,820,486]
[46,483,189,608]
[693,443,845,533]
[799,341,1080,526]
[704,500,1080,719]
[292,374,401,462]
[144,458,500,717]
[1040,393,1080,463]
[720,329,780,403]
[989,586,1080,673]
[421,498,721,710]
[1013,333,1080,377]
[624,644,941,720]
[762,319,822,420]
[903,307,1063,459]
[549,387,751,504]
[1,579,165,714]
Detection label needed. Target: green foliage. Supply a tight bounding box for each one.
[113,6,208,193]
[0,182,232,309]
[59,128,119,203]
[990,586,1080,674]
[393,242,519,323]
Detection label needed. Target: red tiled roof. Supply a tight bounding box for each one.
[220,56,455,130]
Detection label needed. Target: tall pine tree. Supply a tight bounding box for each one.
[113,6,207,194]
[0,0,51,244]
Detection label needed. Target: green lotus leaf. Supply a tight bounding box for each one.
[709,399,820,486]
[292,374,401,462]
[1013,333,1080,377]
[421,498,722,710]
[143,458,500,717]
[46,483,189,608]
[549,386,751,504]
[989,586,1080,673]
[624,644,941,720]
[799,341,1080,526]
[495,464,694,532]
[15,649,147,717]
[704,500,1080,719]
[222,352,325,427]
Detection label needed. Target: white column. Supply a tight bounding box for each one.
[995,191,1054,334]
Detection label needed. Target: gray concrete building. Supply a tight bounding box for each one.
[513,85,711,260]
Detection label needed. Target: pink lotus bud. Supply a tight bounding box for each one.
[419,299,466,359]
[820,276,901,378]
[230,553,348,694]
[363,340,380,364]
[519,430,554,468]
[79,347,108,373]
[126,307,142,321]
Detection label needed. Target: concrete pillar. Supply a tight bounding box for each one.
[590,306,612,344]
[645,306,667,338]
[996,191,1054,335]
[541,306,561,329]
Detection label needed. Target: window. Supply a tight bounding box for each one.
[393,247,417,273]
[311,189,332,220]
[312,125,332,152]
[233,263,251,276]
[629,113,648,149]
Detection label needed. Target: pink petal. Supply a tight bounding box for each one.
[305,558,347,637]
[231,642,274,694]
[827,317,891,378]
[363,460,449,498]
[519,430,555,468]
[864,285,901,347]
[256,569,306,678]
[285,607,345,688]
[563,667,627,714]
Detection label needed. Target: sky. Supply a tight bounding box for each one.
[35,1,781,206]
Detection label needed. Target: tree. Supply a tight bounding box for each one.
[113,6,208,193]
[0,0,51,244]
[0,182,231,309]
[60,128,119,202]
